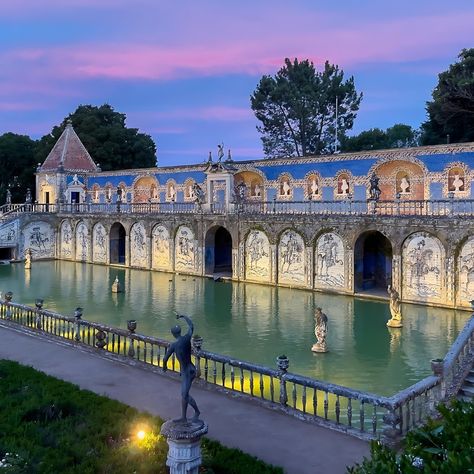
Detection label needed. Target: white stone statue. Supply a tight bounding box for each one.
[282,180,291,196]
[24,248,32,269]
[453,173,464,192]
[311,307,328,353]
[310,178,318,197]
[254,183,261,197]
[111,276,122,293]
[386,285,402,328]
[400,176,410,193]
[71,174,80,185]
[340,178,349,195]
[169,184,176,201]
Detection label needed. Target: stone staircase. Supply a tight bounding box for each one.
[458,365,474,402]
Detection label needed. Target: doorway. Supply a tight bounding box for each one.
[110,223,126,264]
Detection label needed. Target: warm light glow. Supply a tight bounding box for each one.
[137,430,146,440]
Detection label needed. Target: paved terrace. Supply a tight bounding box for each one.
[0,322,369,474]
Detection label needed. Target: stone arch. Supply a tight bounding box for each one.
[245,229,271,282]
[130,221,149,268]
[277,229,306,285]
[314,231,346,290]
[456,235,474,307]
[110,222,126,264]
[205,225,233,275]
[354,231,393,293]
[401,232,445,303]
[277,173,293,199]
[59,219,73,259]
[175,225,196,272]
[75,221,90,262]
[151,224,171,270]
[133,176,159,203]
[92,222,108,263]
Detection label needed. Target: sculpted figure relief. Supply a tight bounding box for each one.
[163,314,201,423]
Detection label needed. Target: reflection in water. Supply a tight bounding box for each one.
[0,261,470,396]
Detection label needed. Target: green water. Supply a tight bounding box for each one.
[0,261,469,396]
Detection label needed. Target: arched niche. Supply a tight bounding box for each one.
[110,222,126,264]
[92,222,107,263]
[314,232,346,290]
[130,222,148,268]
[152,225,171,270]
[133,176,159,203]
[278,230,305,285]
[75,221,90,262]
[245,229,270,282]
[60,220,73,259]
[402,232,445,304]
[234,171,264,200]
[175,226,196,272]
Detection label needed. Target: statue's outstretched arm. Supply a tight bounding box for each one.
[177,313,194,337]
[163,343,175,371]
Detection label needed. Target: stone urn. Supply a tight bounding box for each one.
[276,355,289,372]
[191,335,203,351]
[430,358,444,376]
[127,319,137,333]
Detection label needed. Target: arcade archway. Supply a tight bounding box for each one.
[110,223,126,264]
[354,231,393,294]
[205,226,233,275]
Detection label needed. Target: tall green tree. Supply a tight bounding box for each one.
[251,58,362,157]
[421,48,474,145]
[36,104,157,171]
[0,133,37,204]
[342,124,419,152]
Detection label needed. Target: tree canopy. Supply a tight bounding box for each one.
[36,104,157,171]
[421,48,474,145]
[0,133,37,204]
[342,124,419,152]
[251,58,363,158]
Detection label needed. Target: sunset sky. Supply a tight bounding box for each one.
[1,1,473,166]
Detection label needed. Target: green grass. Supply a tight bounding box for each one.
[0,360,283,474]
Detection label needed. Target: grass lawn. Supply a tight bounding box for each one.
[0,360,283,474]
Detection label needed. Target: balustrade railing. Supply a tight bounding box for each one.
[4,198,474,218]
[1,300,473,443]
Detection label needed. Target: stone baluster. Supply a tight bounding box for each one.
[74,307,83,341]
[5,291,13,320]
[127,319,137,357]
[35,298,43,329]
[276,355,289,406]
[191,335,203,378]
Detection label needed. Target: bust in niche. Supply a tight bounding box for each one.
[452,173,464,192]
[309,178,318,198]
[281,180,291,196]
[400,176,410,193]
[340,178,349,195]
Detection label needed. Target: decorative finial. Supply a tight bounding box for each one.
[207,151,212,163]
[226,149,232,162]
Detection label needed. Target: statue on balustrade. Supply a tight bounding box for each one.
[163,313,201,423]
[192,183,205,206]
[387,285,403,328]
[311,307,328,353]
[369,173,381,200]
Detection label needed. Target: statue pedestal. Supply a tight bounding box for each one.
[311,342,328,353]
[160,419,208,474]
[111,278,122,293]
[386,318,403,328]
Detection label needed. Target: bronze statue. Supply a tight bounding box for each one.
[163,314,201,422]
[369,173,381,200]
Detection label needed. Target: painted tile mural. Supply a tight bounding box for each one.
[75,222,90,262]
[458,237,474,306]
[0,221,18,246]
[92,223,107,263]
[245,230,270,282]
[152,225,171,270]
[130,222,149,268]
[314,232,345,289]
[22,221,55,259]
[60,220,73,259]
[278,230,305,284]
[402,232,444,303]
[175,226,196,272]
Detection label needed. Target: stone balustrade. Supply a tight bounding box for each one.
[1,299,472,445]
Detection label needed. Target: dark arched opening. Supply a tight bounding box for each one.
[110,223,126,264]
[205,226,232,275]
[354,231,393,295]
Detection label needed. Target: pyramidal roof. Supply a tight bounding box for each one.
[40,120,98,172]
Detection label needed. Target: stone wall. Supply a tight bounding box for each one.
[12,211,474,310]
